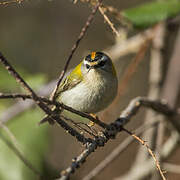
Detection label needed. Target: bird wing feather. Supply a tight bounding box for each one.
[55,62,83,98]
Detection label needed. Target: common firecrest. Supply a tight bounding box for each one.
[55,51,118,114]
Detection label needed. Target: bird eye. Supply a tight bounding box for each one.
[86,64,90,69]
[99,61,106,67]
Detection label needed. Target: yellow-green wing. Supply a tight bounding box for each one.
[56,62,83,97]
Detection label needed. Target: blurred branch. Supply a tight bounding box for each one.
[0,121,42,177]
[163,163,180,174]
[0,122,20,151]
[116,25,180,180]
[106,27,155,60]
[0,0,23,5]
[116,37,151,98]
[132,23,165,177]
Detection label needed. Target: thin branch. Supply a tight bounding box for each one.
[101,4,131,28]
[0,122,21,151]
[58,96,178,180]
[61,115,97,138]
[50,0,103,101]
[122,128,166,180]
[116,131,179,180]
[0,80,56,124]
[0,93,31,100]
[83,119,162,180]
[98,6,119,37]
[49,100,108,129]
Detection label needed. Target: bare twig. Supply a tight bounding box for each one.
[116,131,179,180]
[58,96,178,180]
[122,128,166,180]
[1,80,56,124]
[61,115,97,138]
[0,93,31,100]
[98,6,119,37]
[50,0,103,101]
[83,119,162,180]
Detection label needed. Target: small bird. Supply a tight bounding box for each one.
[41,52,118,124]
[56,52,118,113]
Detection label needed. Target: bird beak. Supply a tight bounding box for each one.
[88,66,94,72]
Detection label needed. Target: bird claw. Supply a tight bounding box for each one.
[88,113,99,127]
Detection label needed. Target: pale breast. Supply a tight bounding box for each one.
[60,69,118,113]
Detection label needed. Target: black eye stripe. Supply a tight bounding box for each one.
[98,61,106,66]
[86,64,90,69]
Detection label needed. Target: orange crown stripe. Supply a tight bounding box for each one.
[91,52,96,60]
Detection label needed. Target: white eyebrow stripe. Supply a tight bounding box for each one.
[84,61,91,66]
[84,59,107,66]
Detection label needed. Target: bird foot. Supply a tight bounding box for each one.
[88,114,99,127]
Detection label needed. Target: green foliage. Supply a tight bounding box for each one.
[0,66,47,93]
[0,66,50,180]
[122,0,180,28]
[0,67,20,92]
[0,109,49,180]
